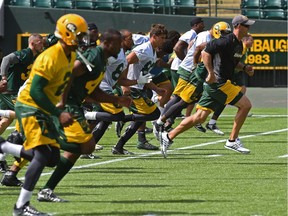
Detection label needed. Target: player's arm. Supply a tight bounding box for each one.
[193,42,208,65]
[30,75,64,117]
[202,50,216,84]
[0,53,19,80]
[87,86,131,108]
[58,59,88,108]
[173,40,188,60]
[30,75,73,126]
[117,67,152,86]
[126,51,139,64]
[236,62,254,77]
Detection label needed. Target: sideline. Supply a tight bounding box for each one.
[29,128,287,179]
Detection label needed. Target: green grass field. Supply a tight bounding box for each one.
[0,107,287,216]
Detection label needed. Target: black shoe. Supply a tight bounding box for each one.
[137,141,159,150]
[111,146,134,155]
[1,171,23,187]
[13,201,50,216]
[144,127,153,134]
[0,160,9,173]
[194,123,206,133]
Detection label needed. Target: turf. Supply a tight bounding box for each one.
[0,107,287,216]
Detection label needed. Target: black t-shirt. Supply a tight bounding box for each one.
[204,33,243,84]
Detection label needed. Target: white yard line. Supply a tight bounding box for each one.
[278,154,288,158]
[27,127,287,180]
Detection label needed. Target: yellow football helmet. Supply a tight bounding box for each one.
[54,13,88,46]
[213,21,232,39]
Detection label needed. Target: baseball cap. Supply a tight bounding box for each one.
[190,17,204,27]
[232,15,255,27]
[88,23,98,31]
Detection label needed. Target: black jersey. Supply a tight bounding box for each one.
[204,33,243,84]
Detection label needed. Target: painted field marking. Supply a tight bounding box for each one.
[30,127,287,179]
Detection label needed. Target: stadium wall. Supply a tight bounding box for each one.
[0,6,287,87]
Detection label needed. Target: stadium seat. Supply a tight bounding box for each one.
[11,0,32,6]
[94,0,115,11]
[33,0,53,7]
[4,0,12,5]
[242,9,264,19]
[134,0,155,13]
[53,0,74,8]
[172,0,196,15]
[154,0,171,14]
[262,0,283,9]
[240,0,262,9]
[75,0,94,9]
[263,9,286,20]
[118,0,135,12]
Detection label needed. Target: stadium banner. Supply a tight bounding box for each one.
[247,34,288,70]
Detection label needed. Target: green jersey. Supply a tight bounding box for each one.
[7,48,35,94]
[67,46,106,105]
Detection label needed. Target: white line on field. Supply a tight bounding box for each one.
[22,127,286,180]
[278,154,288,158]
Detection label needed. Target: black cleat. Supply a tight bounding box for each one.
[137,141,159,150]
[194,123,206,133]
[1,171,23,186]
[0,160,9,173]
[111,146,134,155]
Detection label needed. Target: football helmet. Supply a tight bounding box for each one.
[213,21,231,39]
[54,13,88,46]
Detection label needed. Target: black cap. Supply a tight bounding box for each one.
[190,17,203,27]
[88,23,98,31]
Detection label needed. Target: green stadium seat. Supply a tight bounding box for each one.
[4,0,12,5]
[134,0,156,13]
[94,0,115,11]
[154,0,170,14]
[75,0,94,9]
[282,0,287,9]
[172,0,196,15]
[241,0,262,9]
[262,0,283,9]
[33,0,53,7]
[53,0,74,8]
[11,0,32,6]
[118,0,135,12]
[242,9,264,19]
[263,9,286,20]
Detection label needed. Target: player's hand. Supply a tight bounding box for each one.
[137,72,152,84]
[122,86,131,96]
[58,112,74,127]
[245,65,254,77]
[0,79,8,93]
[117,96,132,108]
[205,73,217,84]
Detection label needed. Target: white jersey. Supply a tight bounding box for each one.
[170,29,197,71]
[127,41,157,90]
[100,48,128,92]
[180,30,212,72]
